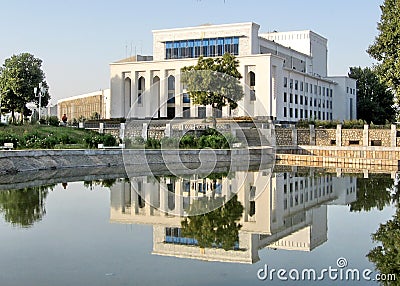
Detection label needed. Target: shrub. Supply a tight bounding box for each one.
[145,138,161,149]
[179,134,196,148]
[161,137,179,148]
[103,134,117,147]
[47,116,60,127]
[0,133,21,148]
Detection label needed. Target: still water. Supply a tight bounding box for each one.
[0,166,398,286]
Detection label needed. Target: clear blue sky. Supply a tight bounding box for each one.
[0,0,383,103]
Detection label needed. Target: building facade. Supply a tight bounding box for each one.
[110,22,356,122]
[57,89,111,122]
[109,169,356,264]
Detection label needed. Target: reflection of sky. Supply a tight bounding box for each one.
[0,182,396,286]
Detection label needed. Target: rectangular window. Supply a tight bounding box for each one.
[284,107,287,117]
[295,94,298,104]
[284,92,287,102]
[314,85,317,95]
[305,82,309,92]
[202,38,209,57]
[209,38,217,56]
[290,93,293,103]
[330,89,333,97]
[305,110,308,118]
[300,95,303,105]
[300,81,304,91]
[295,109,298,118]
[290,108,293,117]
[310,84,313,93]
[284,77,288,88]
[350,98,353,119]
[295,80,298,90]
[319,86,321,95]
[305,96,308,106]
[347,87,349,93]
[290,79,293,89]
[310,97,312,106]
[183,93,190,103]
[217,38,224,56]
[233,37,239,55]
[300,109,303,118]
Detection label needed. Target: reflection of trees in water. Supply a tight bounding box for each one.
[350,174,394,212]
[181,195,244,251]
[84,179,117,189]
[367,207,400,285]
[0,185,55,228]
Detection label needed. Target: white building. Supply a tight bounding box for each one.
[109,169,356,264]
[110,22,356,122]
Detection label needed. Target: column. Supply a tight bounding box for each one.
[336,124,342,147]
[391,124,396,147]
[363,124,369,146]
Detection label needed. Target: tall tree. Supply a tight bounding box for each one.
[0,53,50,122]
[367,207,400,285]
[367,0,400,101]
[181,195,244,251]
[0,185,52,228]
[181,53,244,127]
[349,66,396,124]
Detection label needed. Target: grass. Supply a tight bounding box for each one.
[0,124,101,149]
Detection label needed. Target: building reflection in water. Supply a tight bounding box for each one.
[110,169,357,264]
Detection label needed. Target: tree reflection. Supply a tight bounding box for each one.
[0,185,54,228]
[350,174,394,212]
[181,195,244,251]
[367,207,400,285]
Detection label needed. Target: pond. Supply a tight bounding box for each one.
[0,165,398,286]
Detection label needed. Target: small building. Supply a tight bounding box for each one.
[57,89,111,122]
[109,22,356,122]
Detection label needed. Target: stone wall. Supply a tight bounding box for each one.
[275,128,292,146]
[341,129,363,146]
[315,129,336,146]
[297,129,310,145]
[369,129,391,147]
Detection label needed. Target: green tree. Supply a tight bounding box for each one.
[348,67,396,124]
[181,53,244,127]
[350,175,394,212]
[0,53,50,123]
[0,185,52,228]
[181,195,244,251]
[367,207,400,285]
[367,0,400,103]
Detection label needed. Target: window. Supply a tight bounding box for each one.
[290,108,293,117]
[284,77,288,88]
[300,81,304,91]
[319,86,321,95]
[183,93,190,103]
[284,92,287,102]
[290,93,293,103]
[347,87,349,93]
[290,79,293,89]
[295,109,298,118]
[305,96,308,106]
[330,89,333,97]
[310,84,313,93]
[284,107,287,117]
[300,109,303,118]
[305,82,309,92]
[310,97,312,106]
[167,75,175,103]
[314,85,317,95]
[323,87,326,96]
[165,36,239,59]
[295,94,298,104]
[295,80,298,90]
[300,95,303,105]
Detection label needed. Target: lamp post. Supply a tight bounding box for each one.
[34,83,47,121]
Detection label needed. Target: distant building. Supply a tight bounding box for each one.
[110,22,356,122]
[57,89,111,122]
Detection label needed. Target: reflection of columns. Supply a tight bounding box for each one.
[175,179,184,216]
[160,180,168,215]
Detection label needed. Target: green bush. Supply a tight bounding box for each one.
[103,134,117,147]
[179,134,196,148]
[342,119,366,129]
[0,133,21,148]
[145,138,161,149]
[47,116,60,127]
[161,137,179,148]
